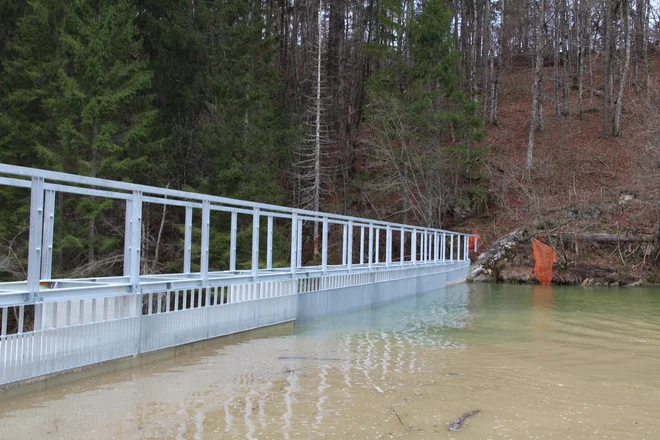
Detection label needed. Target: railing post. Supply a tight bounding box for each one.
[322,217,328,274]
[411,229,417,266]
[251,208,260,281]
[460,235,463,261]
[464,235,469,261]
[457,235,461,261]
[290,213,298,277]
[428,232,432,262]
[297,218,303,268]
[368,222,374,270]
[129,191,143,294]
[474,233,478,253]
[449,233,454,263]
[424,231,429,263]
[385,225,391,268]
[230,211,237,272]
[421,231,425,263]
[41,189,55,280]
[441,232,446,262]
[266,216,273,270]
[201,200,210,284]
[342,223,348,266]
[400,227,405,266]
[123,200,133,277]
[359,226,365,265]
[375,228,380,264]
[183,206,193,274]
[433,231,438,263]
[348,220,353,272]
[27,177,45,303]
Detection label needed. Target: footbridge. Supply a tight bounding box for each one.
[0,164,474,387]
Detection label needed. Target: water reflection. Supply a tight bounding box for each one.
[2,283,660,439]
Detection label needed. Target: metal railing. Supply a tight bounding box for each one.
[0,163,476,308]
[0,164,475,385]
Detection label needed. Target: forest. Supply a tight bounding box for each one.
[0,0,658,281]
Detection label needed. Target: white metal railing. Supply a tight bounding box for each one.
[0,164,474,385]
[0,164,476,308]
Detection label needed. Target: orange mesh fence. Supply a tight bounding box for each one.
[532,238,556,285]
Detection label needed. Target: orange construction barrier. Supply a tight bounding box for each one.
[531,238,556,285]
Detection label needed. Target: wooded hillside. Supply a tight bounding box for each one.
[0,0,658,279]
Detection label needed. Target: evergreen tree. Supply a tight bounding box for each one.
[364,0,483,227]
[1,0,158,274]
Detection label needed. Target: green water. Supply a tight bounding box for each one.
[1,283,659,439]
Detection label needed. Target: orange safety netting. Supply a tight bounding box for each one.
[532,238,556,285]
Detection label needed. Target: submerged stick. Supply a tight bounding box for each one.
[389,408,403,426]
[448,409,481,431]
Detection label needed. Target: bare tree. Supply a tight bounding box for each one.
[527,0,546,170]
[613,0,631,137]
[295,0,330,257]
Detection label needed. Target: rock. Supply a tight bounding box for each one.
[623,279,648,288]
[468,229,529,282]
[581,277,594,286]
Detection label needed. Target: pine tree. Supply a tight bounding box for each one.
[1,0,158,274]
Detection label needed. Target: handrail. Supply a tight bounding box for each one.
[0,164,471,235]
[0,163,477,307]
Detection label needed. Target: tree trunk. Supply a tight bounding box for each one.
[561,0,569,117]
[553,0,560,118]
[577,0,584,119]
[527,0,545,170]
[312,0,323,257]
[602,0,611,137]
[589,26,594,107]
[613,0,631,137]
[482,0,491,120]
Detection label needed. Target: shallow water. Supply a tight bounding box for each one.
[1,283,660,439]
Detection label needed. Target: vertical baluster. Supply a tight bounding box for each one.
[1,307,7,336]
[201,201,210,285]
[360,226,365,265]
[442,232,446,262]
[411,229,417,265]
[266,216,273,270]
[297,218,303,268]
[368,223,374,271]
[322,217,328,274]
[347,220,353,272]
[342,224,348,266]
[183,206,193,274]
[129,191,143,294]
[230,211,238,272]
[290,213,298,278]
[400,227,405,266]
[385,225,391,268]
[251,208,260,282]
[450,234,454,262]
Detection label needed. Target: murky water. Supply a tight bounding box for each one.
[1,283,660,439]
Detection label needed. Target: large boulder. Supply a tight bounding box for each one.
[468,229,529,282]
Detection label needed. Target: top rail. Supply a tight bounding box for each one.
[0,164,467,234]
